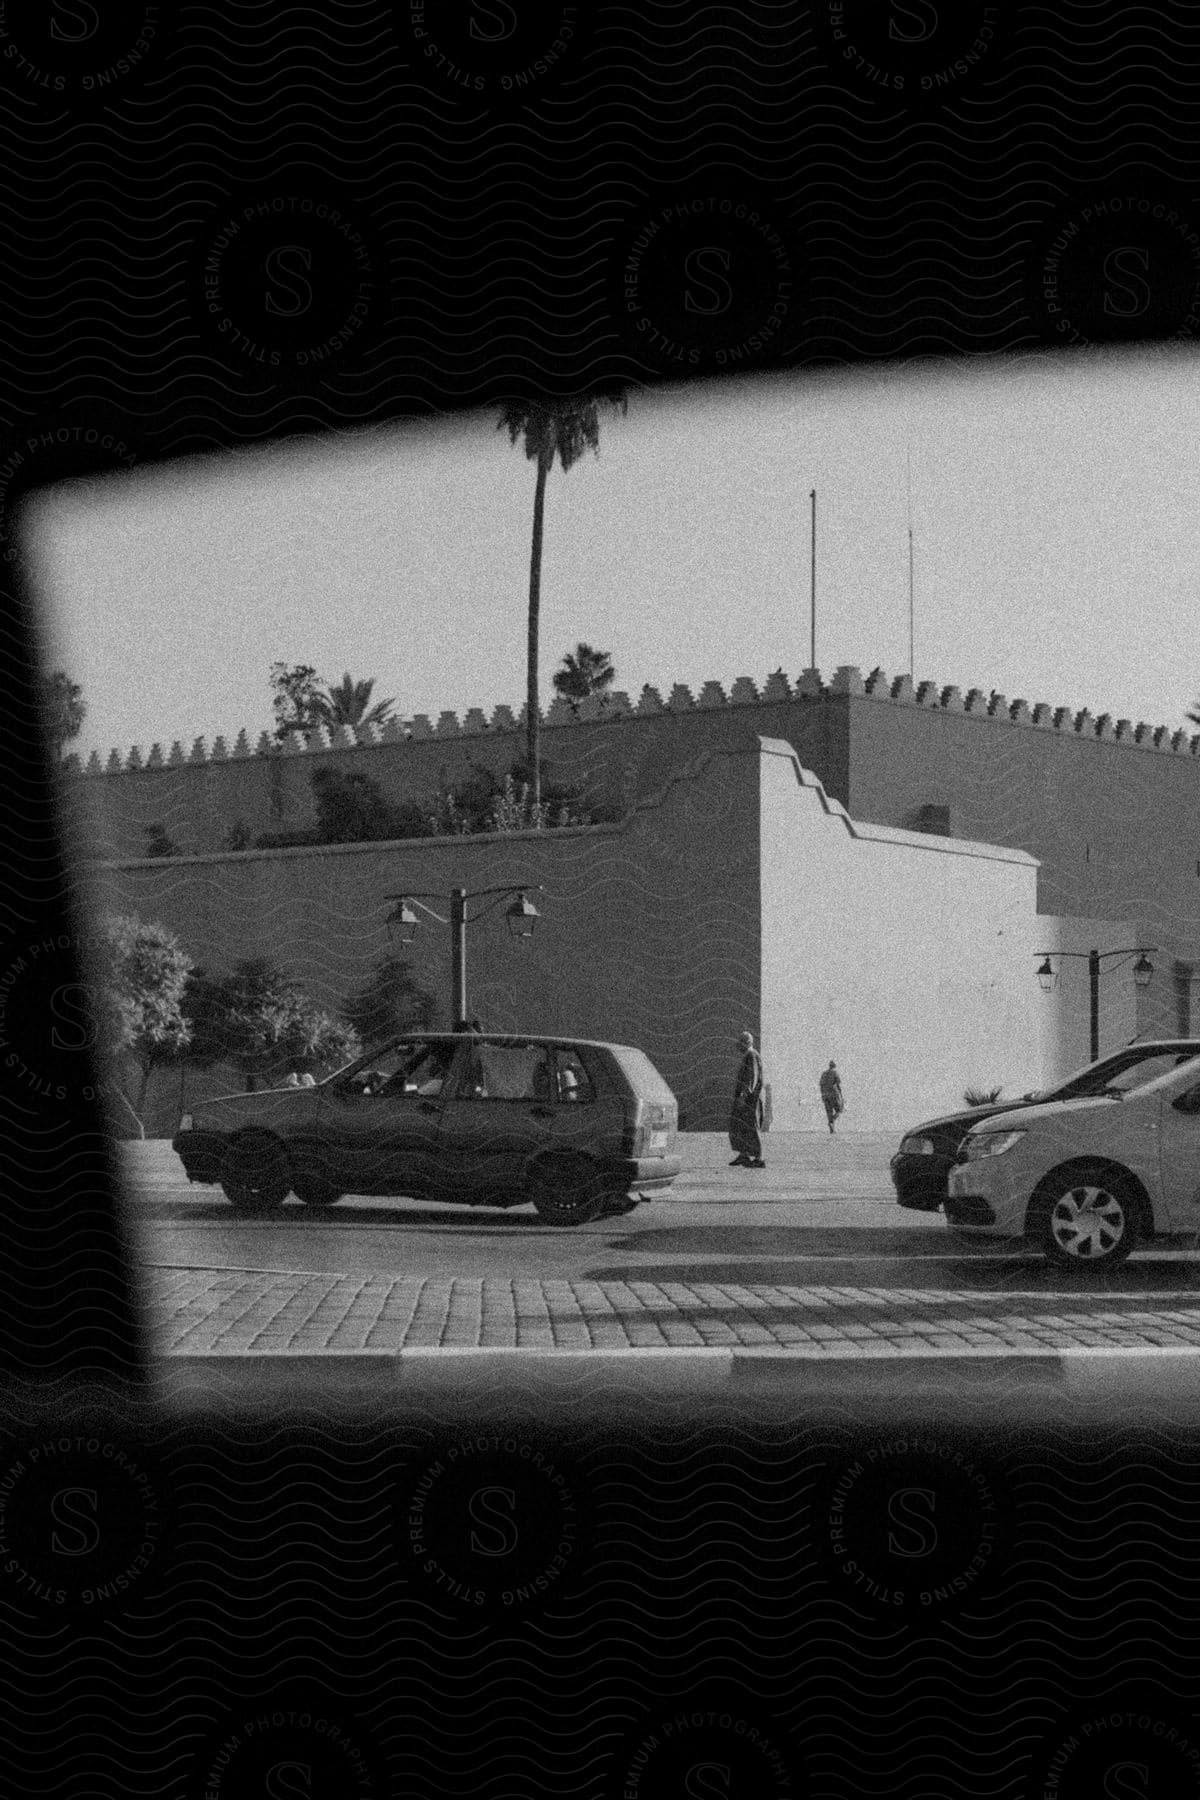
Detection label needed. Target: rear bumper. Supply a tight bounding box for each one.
[608,1155,682,1194]
[171,1129,226,1185]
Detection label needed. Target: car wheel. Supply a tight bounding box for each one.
[220,1134,292,1214]
[289,1153,343,1209]
[1029,1165,1140,1266]
[528,1155,606,1227]
[291,1176,344,1208]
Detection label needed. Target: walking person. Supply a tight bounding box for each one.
[729,1030,766,1168]
[819,1060,844,1134]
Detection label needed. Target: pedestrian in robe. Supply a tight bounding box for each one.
[729,1030,766,1168]
[819,1060,844,1134]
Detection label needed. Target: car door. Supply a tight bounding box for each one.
[1156,1074,1200,1232]
[317,1038,462,1196]
[436,1040,560,1199]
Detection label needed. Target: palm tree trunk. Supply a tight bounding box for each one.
[526,446,551,813]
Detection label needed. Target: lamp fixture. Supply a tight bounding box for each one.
[506,890,540,939]
[390,898,419,944]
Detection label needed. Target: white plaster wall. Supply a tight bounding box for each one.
[1033,915,1147,1083]
[758,741,1047,1133]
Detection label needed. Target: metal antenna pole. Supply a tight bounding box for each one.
[810,488,816,668]
[906,447,914,680]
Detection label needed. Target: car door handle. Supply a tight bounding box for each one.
[528,1106,553,1119]
[418,1101,442,1115]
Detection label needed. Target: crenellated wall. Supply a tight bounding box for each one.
[63,663,1200,788]
[84,735,1165,1139]
[60,663,1200,968]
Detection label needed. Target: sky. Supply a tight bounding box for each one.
[25,342,1200,762]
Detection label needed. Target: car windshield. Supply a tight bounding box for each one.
[1051,1048,1200,1101]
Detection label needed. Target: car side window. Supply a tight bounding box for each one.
[554,1048,594,1104]
[460,1043,553,1102]
[342,1042,456,1098]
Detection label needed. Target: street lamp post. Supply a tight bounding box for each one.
[1035,946,1157,1062]
[386,885,542,1028]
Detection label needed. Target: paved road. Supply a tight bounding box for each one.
[122,1135,1200,1375]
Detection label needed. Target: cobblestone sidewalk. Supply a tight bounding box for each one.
[147,1266,1200,1356]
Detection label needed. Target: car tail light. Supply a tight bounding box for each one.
[179,1114,193,1132]
[631,1103,672,1157]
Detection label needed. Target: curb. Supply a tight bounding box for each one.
[154,1346,1068,1376]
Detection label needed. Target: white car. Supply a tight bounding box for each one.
[945,1050,1200,1265]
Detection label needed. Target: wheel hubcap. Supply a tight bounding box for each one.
[1050,1185,1126,1258]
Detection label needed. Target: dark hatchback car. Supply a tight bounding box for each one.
[173,1032,681,1226]
[891,1039,1200,1211]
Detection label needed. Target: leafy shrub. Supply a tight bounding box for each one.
[429,760,595,836]
[310,767,430,843]
[963,1085,1004,1106]
[144,823,181,858]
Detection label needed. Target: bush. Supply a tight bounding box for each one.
[430,759,596,836]
[963,1085,1004,1106]
[310,767,430,843]
[144,822,180,857]
[243,758,607,852]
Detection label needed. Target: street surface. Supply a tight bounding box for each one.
[123,1134,1200,1375]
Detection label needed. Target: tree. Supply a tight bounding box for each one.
[270,665,399,742]
[202,957,305,1090]
[95,914,194,1116]
[276,996,361,1082]
[174,968,234,1071]
[320,673,397,732]
[552,643,616,704]
[41,669,86,761]
[497,391,628,810]
[198,958,361,1089]
[342,956,439,1047]
[269,663,327,741]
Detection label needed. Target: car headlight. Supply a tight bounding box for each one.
[964,1129,1027,1161]
[899,1135,936,1156]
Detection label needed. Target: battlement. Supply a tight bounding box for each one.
[61,664,1200,776]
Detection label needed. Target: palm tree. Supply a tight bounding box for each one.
[319,673,397,732]
[498,392,628,809]
[42,669,86,760]
[553,643,616,703]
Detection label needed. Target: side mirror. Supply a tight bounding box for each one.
[1172,1087,1200,1115]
